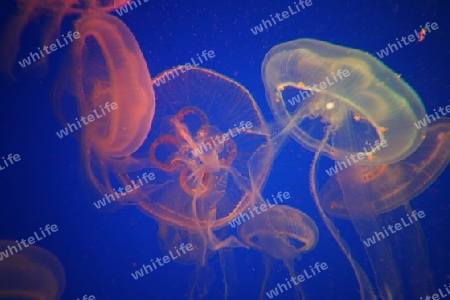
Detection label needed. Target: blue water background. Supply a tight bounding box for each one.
[0,0,449,299]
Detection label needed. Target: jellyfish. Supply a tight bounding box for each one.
[263,38,426,165]
[111,67,275,259]
[53,11,155,197]
[261,38,440,299]
[319,119,450,298]
[0,240,65,299]
[238,204,319,299]
[0,0,129,77]
[157,223,232,300]
[320,119,450,218]
[104,66,275,299]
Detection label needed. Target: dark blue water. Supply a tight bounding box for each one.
[0,0,449,299]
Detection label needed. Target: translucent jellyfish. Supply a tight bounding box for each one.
[53,11,155,196]
[261,38,439,299]
[0,240,65,299]
[0,0,129,76]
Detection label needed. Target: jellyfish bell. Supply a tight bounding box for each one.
[262,38,434,299]
[110,67,274,265]
[61,11,154,157]
[0,0,130,77]
[238,204,319,299]
[315,119,450,299]
[53,11,155,196]
[262,38,427,165]
[238,204,319,259]
[321,118,450,218]
[315,121,450,300]
[0,240,65,300]
[111,67,275,299]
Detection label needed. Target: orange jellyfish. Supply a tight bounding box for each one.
[321,119,450,218]
[111,67,275,299]
[53,11,155,197]
[320,119,450,298]
[0,0,129,77]
[114,66,274,256]
[0,240,65,299]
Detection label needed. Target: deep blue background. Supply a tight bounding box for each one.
[0,0,449,299]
